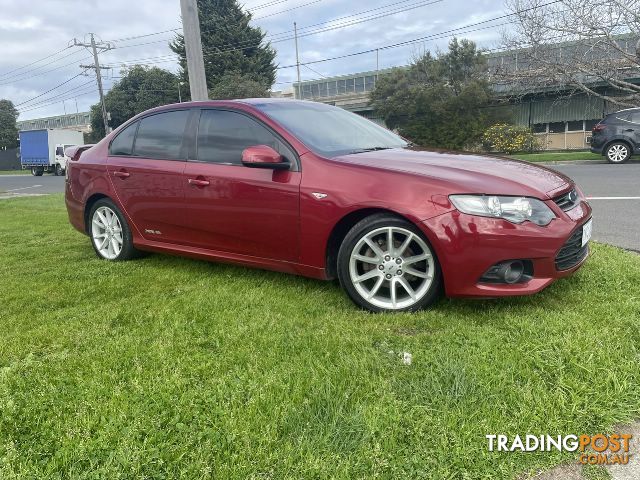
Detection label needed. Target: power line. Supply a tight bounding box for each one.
[0,45,72,79]
[0,54,93,86]
[16,73,90,107]
[17,81,99,112]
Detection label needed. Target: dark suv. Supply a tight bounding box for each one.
[590,108,640,163]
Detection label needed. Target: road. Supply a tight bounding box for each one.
[0,174,65,198]
[551,162,640,252]
[1,163,638,251]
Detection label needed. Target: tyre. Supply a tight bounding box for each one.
[55,164,64,176]
[337,214,442,312]
[605,142,631,164]
[31,167,44,176]
[88,198,140,261]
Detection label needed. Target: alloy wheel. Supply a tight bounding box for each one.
[91,206,124,260]
[348,226,435,310]
[607,144,628,163]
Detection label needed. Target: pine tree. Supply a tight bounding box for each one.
[170,0,276,95]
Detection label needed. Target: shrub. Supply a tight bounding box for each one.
[482,123,541,154]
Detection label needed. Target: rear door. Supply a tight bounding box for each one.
[107,109,193,245]
[628,111,640,149]
[182,108,301,262]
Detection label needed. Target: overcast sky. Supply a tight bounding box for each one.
[0,0,506,120]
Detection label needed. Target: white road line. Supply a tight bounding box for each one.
[587,196,640,200]
[5,185,43,192]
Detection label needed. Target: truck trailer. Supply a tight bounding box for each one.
[19,129,85,176]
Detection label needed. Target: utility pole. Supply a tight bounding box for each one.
[73,34,113,134]
[294,21,301,94]
[180,0,208,101]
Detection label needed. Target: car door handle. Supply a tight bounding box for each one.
[188,178,210,187]
[624,128,635,132]
[112,170,130,178]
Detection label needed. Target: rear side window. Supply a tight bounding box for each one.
[133,110,190,160]
[196,109,294,165]
[630,112,640,124]
[109,121,139,156]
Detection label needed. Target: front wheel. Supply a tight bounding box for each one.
[605,142,631,164]
[55,164,64,176]
[89,199,140,261]
[337,214,442,312]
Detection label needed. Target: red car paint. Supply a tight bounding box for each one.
[65,99,591,298]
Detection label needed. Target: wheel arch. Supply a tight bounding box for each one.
[604,138,634,155]
[83,193,110,234]
[325,208,423,280]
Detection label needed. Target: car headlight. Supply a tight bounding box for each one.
[449,195,555,226]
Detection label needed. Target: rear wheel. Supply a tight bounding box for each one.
[31,167,43,176]
[605,142,631,164]
[337,214,442,312]
[89,199,140,261]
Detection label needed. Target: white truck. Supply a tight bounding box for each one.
[19,129,85,176]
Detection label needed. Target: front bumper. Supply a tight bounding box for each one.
[419,199,592,298]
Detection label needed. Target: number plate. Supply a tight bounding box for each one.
[581,219,593,247]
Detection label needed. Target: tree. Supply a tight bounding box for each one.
[209,72,269,99]
[0,99,19,149]
[89,66,180,140]
[501,0,640,107]
[170,0,276,94]
[371,38,499,150]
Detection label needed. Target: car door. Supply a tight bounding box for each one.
[182,108,301,262]
[627,111,640,148]
[107,109,192,245]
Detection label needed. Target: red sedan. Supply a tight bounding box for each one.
[65,99,592,312]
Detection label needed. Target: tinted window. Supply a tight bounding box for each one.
[630,112,640,124]
[532,123,547,133]
[197,110,293,165]
[109,121,138,156]
[548,122,565,133]
[134,111,189,160]
[567,120,584,131]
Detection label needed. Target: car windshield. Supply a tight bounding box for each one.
[254,101,408,157]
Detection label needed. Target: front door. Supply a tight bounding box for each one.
[106,110,191,245]
[183,109,301,262]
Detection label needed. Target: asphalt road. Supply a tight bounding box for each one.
[1,163,638,251]
[0,173,65,197]
[551,162,640,252]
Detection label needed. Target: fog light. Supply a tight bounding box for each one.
[497,260,524,284]
[479,260,533,284]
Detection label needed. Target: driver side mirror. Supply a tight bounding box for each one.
[242,145,290,170]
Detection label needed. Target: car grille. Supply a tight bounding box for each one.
[553,188,579,211]
[555,225,589,271]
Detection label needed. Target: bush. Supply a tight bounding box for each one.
[482,123,541,154]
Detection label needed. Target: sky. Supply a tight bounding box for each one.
[0,0,506,121]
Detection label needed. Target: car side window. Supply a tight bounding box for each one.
[133,110,190,160]
[629,112,640,124]
[196,109,294,165]
[109,121,139,156]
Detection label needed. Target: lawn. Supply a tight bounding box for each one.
[509,152,604,162]
[1,195,640,479]
[0,170,30,176]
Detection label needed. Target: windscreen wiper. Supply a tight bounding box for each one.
[348,146,393,154]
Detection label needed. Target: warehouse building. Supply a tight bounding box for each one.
[293,37,639,150]
[17,111,92,133]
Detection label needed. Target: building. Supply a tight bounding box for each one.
[293,69,396,125]
[17,112,92,134]
[291,36,640,150]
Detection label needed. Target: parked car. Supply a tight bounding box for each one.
[590,108,640,163]
[65,100,592,312]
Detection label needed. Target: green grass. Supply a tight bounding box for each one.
[509,152,604,162]
[1,195,640,479]
[0,170,30,176]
